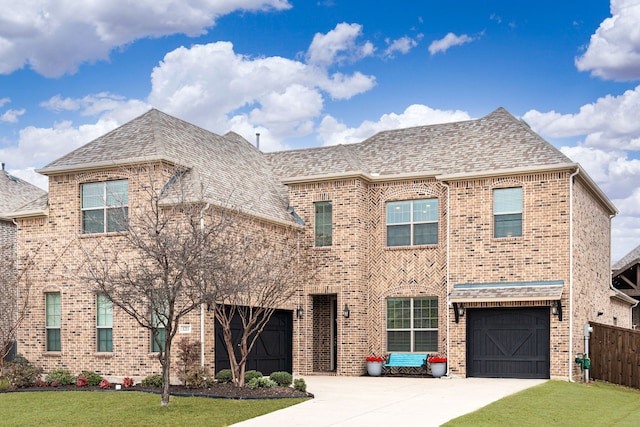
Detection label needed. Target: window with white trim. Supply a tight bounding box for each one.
[81,180,129,234]
[386,297,438,352]
[46,292,61,352]
[386,199,438,246]
[493,187,522,238]
[314,201,332,247]
[96,294,113,352]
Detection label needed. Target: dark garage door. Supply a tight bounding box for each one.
[467,307,550,379]
[215,308,292,376]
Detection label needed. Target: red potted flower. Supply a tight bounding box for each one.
[427,356,447,378]
[366,355,385,376]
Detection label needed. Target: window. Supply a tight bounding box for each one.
[386,297,438,352]
[494,187,522,238]
[314,201,332,247]
[96,295,113,352]
[386,199,438,246]
[151,310,166,353]
[45,293,61,352]
[81,180,129,234]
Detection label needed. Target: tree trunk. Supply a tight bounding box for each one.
[160,341,172,406]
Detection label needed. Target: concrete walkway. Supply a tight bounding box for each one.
[232,375,546,427]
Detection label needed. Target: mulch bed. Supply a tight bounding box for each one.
[6,382,313,400]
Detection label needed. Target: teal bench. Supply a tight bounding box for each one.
[382,353,429,376]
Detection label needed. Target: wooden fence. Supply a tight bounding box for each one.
[590,322,640,389]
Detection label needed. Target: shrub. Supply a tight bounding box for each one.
[45,368,75,386]
[185,367,214,389]
[79,371,102,386]
[5,355,43,388]
[293,378,307,393]
[76,376,88,387]
[141,374,163,388]
[247,377,277,389]
[244,370,263,383]
[269,371,292,387]
[0,377,11,390]
[122,377,135,388]
[50,381,60,387]
[34,379,47,387]
[99,378,111,389]
[215,369,233,383]
[177,338,201,385]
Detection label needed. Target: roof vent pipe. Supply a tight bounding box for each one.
[255,133,260,150]
[1,163,4,171]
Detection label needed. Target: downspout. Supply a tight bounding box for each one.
[200,203,210,367]
[443,181,451,375]
[568,167,580,381]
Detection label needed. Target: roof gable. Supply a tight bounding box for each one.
[0,170,47,218]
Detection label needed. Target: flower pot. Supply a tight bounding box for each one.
[367,361,383,376]
[430,362,446,378]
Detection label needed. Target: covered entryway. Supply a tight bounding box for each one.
[467,307,550,378]
[214,308,292,375]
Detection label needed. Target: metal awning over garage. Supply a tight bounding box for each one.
[449,280,564,303]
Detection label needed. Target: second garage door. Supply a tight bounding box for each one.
[467,307,550,379]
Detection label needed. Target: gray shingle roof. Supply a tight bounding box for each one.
[449,280,564,303]
[37,109,295,224]
[266,108,574,180]
[0,170,47,218]
[612,244,640,272]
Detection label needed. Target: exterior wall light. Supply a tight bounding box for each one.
[551,300,563,321]
[296,306,304,319]
[453,302,465,323]
[343,304,350,318]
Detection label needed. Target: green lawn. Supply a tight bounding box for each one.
[443,380,640,426]
[0,391,308,427]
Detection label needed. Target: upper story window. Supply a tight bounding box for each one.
[493,187,522,238]
[81,180,129,234]
[314,201,332,247]
[386,199,438,247]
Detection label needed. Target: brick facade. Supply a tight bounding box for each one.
[13,108,631,382]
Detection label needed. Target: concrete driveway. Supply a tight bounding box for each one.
[232,375,546,427]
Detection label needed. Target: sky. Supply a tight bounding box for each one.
[0,0,639,262]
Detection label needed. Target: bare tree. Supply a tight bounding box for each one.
[79,165,230,406]
[211,224,312,387]
[0,239,44,376]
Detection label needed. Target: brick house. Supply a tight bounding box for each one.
[612,245,640,327]
[1,164,47,362]
[12,107,633,381]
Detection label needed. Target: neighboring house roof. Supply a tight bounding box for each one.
[0,169,47,220]
[266,108,575,181]
[613,244,640,274]
[37,109,295,225]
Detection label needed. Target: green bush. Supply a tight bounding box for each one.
[247,377,277,389]
[269,371,292,387]
[5,355,43,388]
[215,369,233,383]
[78,371,102,386]
[244,370,263,383]
[0,377,11,390]
[293,378,307,393]
[45,368,75,386]
[185,367,214,389]
[141,374,163,388]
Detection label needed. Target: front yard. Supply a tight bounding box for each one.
[444,380,640,426]
[0,390,308,426]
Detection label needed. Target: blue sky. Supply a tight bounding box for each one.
[1,0,639,261]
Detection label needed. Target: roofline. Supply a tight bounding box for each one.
[574,165,618,216]
[612,260,640,276]
[435,163,577,181]
[610,288,638,306]
[5,208,48,219]
[280,170,441,185]
[36,156,181,175]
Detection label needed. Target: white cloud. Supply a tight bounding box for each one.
[148,38,375,146]
[0,98,10,108]
[306,22,375,67]
[317,104,471,146]
[575,0,640,81]
[0,108,25,123]
[0,0,292,77]
[522,85,640,150]
[384,35,421,57]
[429,32,475,55]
